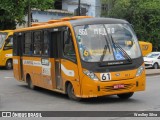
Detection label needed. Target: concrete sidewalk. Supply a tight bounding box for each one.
[145,69,160,76]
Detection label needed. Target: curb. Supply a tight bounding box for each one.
[146,73,160,76]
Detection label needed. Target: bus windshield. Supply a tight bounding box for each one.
[74,24,141,62]
[0,33,7,49]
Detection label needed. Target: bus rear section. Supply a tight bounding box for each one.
[13,17,146,101]
[0,30,13,69]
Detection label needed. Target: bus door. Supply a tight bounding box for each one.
[51,27,80,92]
[13,33,24,81]
[61,28,81,94]
[18,33,24,80]
[51,28,62,90]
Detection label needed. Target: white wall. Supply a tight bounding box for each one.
[17,10,73,28]
[62,0,101,17]
[31,10,69,22]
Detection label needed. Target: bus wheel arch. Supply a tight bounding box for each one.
[65,81,70,94]
[117,92,134,99]
[65,81,81,101]
[26,74,36,90]
[5,59,13,70]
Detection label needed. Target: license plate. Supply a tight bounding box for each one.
[113,84,125,89]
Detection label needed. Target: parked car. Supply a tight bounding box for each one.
[143,52,160,69]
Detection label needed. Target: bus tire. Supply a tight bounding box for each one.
[117,92,134,99]
[5,59,13,70]
[26,75,36,90]
[153,63,159,69]
[67,83,81,101]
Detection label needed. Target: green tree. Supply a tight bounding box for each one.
[0,0,55,30]
[101,0,160,51]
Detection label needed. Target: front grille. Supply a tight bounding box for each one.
[101,84,134,92]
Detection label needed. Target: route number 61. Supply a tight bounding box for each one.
[100,73,111,81]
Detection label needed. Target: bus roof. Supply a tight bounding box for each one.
[0,30,13,33]
[70,18,128,26]
[14,17,128,33]
[0,30,14,36]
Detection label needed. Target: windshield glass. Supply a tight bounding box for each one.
[74,24,141,62]
[146,53,160,58]
[0,33,7,49]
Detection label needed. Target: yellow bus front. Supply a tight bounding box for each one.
[0,30,13,69]
[71,20,146,99]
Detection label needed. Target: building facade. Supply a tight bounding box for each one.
[62,0,101,17]
[31,9,73,23]
[17,9,73,28]
[17,0,102,28]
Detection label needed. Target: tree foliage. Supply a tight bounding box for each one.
[0,0,55,30]
[101,0,160,50]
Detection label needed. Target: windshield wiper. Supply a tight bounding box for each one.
[99,27,111,66]
[110,35,132,62]
[99,45,108,66]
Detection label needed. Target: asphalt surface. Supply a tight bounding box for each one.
[145,69,160,76]
[0,68,160,120]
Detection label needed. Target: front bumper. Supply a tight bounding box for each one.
[80,74,146,98]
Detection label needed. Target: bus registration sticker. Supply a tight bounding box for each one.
[100,73,111,81]
[113,84,125,89]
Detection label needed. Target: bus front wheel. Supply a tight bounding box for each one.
[67,83,81,101]
[117,92,134,99]
[5,59,13,70]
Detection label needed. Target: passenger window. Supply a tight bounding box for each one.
[63,30,76,60]
[42,31,49,56]
[24,32,32,55]
[33,31,41,55]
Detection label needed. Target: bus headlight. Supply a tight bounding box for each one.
[136,66,145,77]
[83,70,99,81]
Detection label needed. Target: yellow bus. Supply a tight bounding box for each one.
[0,30,14,69]
[13,16,146,100]
[139,41,152,56]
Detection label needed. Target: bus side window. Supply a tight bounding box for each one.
[42,31,49,56]
[4,36,13,50]
[24,32,32,55]
[33,31,42,55]
[63,30,76,61]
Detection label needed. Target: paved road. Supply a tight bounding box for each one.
[0,69,160,119]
